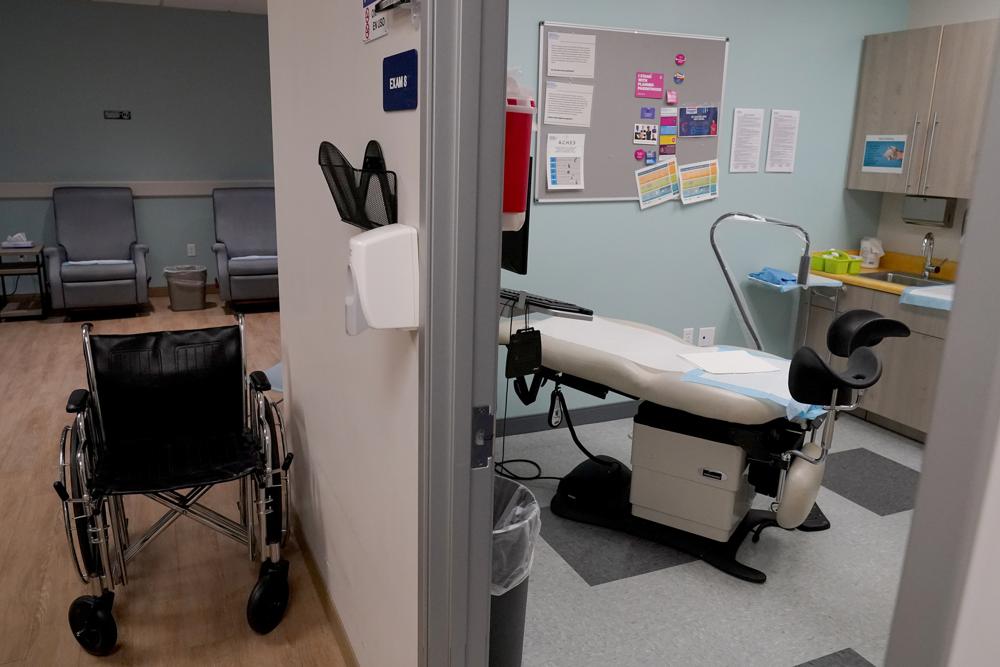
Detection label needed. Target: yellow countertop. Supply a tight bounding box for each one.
[811,251,959,296]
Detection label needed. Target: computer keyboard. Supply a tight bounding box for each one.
[499,288,593,317]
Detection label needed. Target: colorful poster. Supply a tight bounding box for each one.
[635,157,680,209]
[678,106,719,137]
[679,159,719,204]
[633,123,658,145]
[546,133,585,190]
[640,106,656,119]
[635,72,665,99]
[862,134,907,173]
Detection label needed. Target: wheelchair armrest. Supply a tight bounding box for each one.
[249,371,271,392]
[66,389,90,413]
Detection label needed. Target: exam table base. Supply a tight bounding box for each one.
[550,457,829,584]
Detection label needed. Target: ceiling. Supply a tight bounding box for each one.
[92,0,267,15]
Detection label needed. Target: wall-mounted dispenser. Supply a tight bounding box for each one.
[345,224,419,335]
[901,196,956,228]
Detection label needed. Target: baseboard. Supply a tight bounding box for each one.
[292,514,361,667]
[149,284,220,297]
[496,400,638,437]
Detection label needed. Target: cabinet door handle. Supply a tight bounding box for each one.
[903,113,920,193]
[921,112,940,193]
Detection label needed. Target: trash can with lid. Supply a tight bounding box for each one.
[490,476,541,667]
[164,265,207,311]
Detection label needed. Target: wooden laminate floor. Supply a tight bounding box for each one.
[0,298,349,666]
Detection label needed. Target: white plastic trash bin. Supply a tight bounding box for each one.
[164,265,207,311]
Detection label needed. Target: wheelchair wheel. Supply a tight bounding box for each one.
[68,593,117,656]
[246,558,289,635]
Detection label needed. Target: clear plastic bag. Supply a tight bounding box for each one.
[491,476,541,596]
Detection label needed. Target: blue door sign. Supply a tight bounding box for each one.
[383,49,418,112]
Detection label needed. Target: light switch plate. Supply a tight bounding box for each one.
[698,327,715,347]
[682,327,694,344]
[186,243,196,257]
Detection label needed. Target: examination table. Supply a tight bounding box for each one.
[498,307,908,582]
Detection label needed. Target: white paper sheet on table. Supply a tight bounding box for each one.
[679,350,780,374]
[543,81,594,128]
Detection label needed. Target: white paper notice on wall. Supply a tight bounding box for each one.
[765,109,800,173]
[362,4,389,43]
[546,134,585,190]
[547,32,597,79]
[543,81,594,128]
[729,108,764,173]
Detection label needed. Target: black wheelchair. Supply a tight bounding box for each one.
[53,315,293,656]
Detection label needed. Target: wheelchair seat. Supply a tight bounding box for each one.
[93,430,259,495]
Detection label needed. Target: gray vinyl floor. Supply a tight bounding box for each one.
[497,414,922,667]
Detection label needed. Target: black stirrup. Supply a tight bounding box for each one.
[827,309,910,357]
[788,346,882,407]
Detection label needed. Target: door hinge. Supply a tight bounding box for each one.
[471,405,494,469]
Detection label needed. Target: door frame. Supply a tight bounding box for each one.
[418,0,510,665]
[885,41,1000,666]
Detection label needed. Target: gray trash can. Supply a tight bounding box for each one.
[164,265,207,311]
[490,476,541,667]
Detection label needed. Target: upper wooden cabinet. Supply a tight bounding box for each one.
[846,19,999,198]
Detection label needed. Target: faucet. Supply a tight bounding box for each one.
[921,232,940,279]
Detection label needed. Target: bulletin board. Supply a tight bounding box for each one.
[535,22,729,203]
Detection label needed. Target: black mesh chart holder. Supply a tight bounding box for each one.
[319,140,398,230]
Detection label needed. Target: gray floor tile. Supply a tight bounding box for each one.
[823,448,919,516]
[501,414,922,666]
[796,648,875,666]
[539,507,696,586]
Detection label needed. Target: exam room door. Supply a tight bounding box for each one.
[420,0,510,666]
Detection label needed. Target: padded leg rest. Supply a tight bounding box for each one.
[64,280,138,309]
[230,274,278,302]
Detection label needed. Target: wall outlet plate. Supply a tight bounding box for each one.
[682,327,694,344]
[698,326,715,347]
[186,243,196,257]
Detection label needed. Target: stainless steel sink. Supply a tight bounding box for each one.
[862,271,951,287]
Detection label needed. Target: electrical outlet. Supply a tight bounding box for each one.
[186,243,196,257]
[682,327,694,344]
[698,326,715,347]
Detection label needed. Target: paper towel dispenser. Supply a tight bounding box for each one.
[902,196,955,228]
[345,224,419,335]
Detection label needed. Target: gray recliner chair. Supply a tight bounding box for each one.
[45,187,150,311]
[212,188,278,304]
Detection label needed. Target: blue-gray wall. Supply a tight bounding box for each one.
[0,0,272,290]
[500,0,908,418]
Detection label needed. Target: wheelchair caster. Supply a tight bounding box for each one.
[247,558,289,635]
[68,592,117,656]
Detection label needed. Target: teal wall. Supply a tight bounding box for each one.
[500,0,908,419]
[0,0,272,290]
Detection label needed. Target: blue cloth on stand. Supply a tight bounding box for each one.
[748,266,797,287]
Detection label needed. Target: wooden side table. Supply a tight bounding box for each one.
[0,243,47,320]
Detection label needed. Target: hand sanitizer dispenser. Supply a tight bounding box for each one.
[345,224,419,335]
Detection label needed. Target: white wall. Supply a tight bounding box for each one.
[267,2,421,665]
[875,0,1000,257]
[908,0,999,28]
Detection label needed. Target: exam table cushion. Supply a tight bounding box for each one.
[499,316,788,425]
